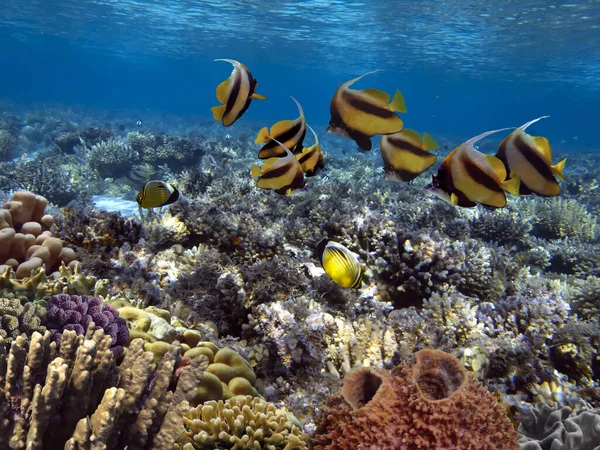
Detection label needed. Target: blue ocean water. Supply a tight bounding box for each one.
[1,0,599,152]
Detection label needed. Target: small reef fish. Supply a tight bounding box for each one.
[296,124,324,177]
[250,137,306,195]
[211,59,267,127]
[136,180,180,215]
[255,97,306,159]
[425,128,521,208]
[316,238,363,289]
[326,70,406,151]
[136,120,143,127]
[380,129,439,182]
[496,116,566,196]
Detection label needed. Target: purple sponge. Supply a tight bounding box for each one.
[46,294,130,357]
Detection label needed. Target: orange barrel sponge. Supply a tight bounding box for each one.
[313,348,519,450]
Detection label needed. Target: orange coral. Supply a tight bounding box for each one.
[313,348,519,450]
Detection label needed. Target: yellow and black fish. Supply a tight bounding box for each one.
[316,238,363,289]
[425,128,520,208]
[211,59,267,127]
[136,180,180,209]
[326,70,406,151]
[296,124,324,177]
[496,116,566,197]
[250,137,306,195]
[380,129,439,182]
[255,97,306,159]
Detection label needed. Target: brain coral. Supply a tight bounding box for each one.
[46,293,129,356]
[313,348,519,450]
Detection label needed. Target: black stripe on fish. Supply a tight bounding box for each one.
[385,137,424,156]
[434,165,476,207]
[261,163,294,180]
[513,134,556,183]
[165,187,180,205]
[463,158,503,193]
[259,124,306,157]
[297,149,316,165]
[225,68,243,116]
[384,166,420,182]
[344,93,395,119]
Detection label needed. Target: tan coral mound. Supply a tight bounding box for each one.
[313,348,519,450]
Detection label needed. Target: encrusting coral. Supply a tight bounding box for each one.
[0,326,209,450]
[313,348,519,449]
[0,191,77,278]
[174,395,309,450]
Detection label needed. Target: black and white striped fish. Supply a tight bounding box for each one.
[256,96,306,159]
[250,137,306,195]
[380,128,439,182]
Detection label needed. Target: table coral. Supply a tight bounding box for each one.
[313,348,519,449]
[46,293,130,356]
[174,395,309,450]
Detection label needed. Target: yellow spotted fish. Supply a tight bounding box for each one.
[211,59,267,127]
[316,238,363,289]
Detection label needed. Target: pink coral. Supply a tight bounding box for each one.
[313,348,519,450]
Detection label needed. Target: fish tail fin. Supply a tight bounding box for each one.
[251,93,268,100]
[421,132,439,151]
[551,157,567,181]
[255,127,270,144]
[211,105,225,122]
[390,90,407,113]
[250,164,262,178]
[501,177,521,196]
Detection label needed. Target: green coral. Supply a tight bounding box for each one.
[175,395,309,450]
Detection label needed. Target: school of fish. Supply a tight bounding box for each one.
[135,59,566,289]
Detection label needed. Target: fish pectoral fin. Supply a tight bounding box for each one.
[251,93,268,100]
[390,89,407,113]
[450,193,459,206]
[269,119,295,138]
[250,164,262,178]
[551,157,567,181]
[215,79,230,104]
[255,127,270,144]
[421,132,439,151]
[361,88,390,104]
[484,155,508,180]
[211,105,226,121]
[501,177,521,196]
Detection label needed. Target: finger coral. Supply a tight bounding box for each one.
[174,395,309,450]
[46,293,130,357]
[313,348,519,449]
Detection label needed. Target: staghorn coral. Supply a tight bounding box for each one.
[313,348,519,449]
[174,395,309,450]
[0,327,208,450]
[0,296,46,343]
[46,293,130,357]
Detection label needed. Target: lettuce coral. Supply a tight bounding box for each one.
[313,348,519,449]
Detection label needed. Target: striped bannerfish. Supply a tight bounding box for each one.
[496,116,566,197]
[380,128,439,182]
[211,59,267,127]
[326,70,406,151]
[316,238,363,289]
[425,128,521,208]
[296,124,324,177]
[136,180,179,209]
[250,137,306,195]
[256,96,306,159]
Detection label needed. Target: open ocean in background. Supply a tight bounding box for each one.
[0,0,599,153]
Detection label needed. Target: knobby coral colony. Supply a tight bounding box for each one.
[0,62,598,450]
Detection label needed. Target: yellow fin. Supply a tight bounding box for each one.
[551,157,567,181]
[421,132,439,151]
[485,155,508,181]
[255,127,270,144]
[211,105,225,122]
[390,89,407,113]
[501,177,521,196]
[215,79,229,104]
[250,164,262,178]
[533,136,553,161]
[270,119,294,138]
[362,88,390,104]
[251,93,267,100]
[450,193,459,206]
[399,129,422,147]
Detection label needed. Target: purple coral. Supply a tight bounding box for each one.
[46,294,130,357]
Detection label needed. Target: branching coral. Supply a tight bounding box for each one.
[530,198,597,242]
[0,129,18,160]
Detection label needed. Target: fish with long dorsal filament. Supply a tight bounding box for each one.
[380,128,439,182]
[425,128,521,208]
[250,136,306,195]
[326,70,406,151]
[296,124,324,177]
[211,59,267,127]
[255,96,306,159]
[496,116,566,196]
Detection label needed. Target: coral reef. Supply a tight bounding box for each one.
[0,296,46,343]
[313,348,519,449]
[0,129,18,160]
